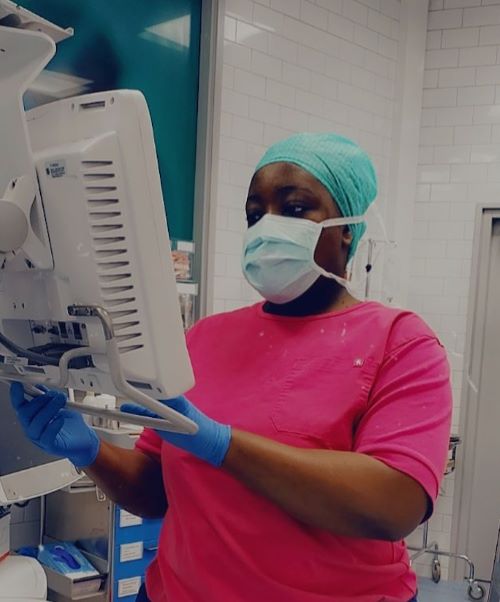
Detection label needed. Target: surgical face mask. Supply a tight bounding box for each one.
[242,213,365,305]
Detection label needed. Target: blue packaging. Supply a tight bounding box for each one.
[37,542,100,581]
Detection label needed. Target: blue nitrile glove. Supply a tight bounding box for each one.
[10,382,100,468]
[121,396,231,467]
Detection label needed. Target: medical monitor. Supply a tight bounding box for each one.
[0,89,194,416]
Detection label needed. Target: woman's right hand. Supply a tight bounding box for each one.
[10,382,100,468]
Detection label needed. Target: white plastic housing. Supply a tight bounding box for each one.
[0,90,194,398]
[0,555,48,599]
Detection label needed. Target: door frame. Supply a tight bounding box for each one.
[450,204,500,579]
[192,0,225,318]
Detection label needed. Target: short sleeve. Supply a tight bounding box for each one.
[135,427,163,462]
[354,335,452,511]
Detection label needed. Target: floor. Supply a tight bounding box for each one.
[417,577,489,602]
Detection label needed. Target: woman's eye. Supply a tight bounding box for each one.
[283,204,307,217]
[246,212,263,227]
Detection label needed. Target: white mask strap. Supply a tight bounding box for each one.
[321,215,365,228]
[313,215,366,290]
[314,263,351,288]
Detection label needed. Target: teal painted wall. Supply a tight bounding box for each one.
[20,0,202,241]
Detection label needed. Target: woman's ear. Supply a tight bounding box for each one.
[341,225,353,249]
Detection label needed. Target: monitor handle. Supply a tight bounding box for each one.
[1,304,198,434]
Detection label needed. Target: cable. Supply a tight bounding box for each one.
[57,346,94,387]
[0,330,60,367]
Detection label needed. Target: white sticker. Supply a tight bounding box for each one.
[120,541,144,563]
[45,160,66,178]
[117,577,141,598]
[177,281,198,295]
[176,241,194,252]
[2,356,28,366]
[119,509,143,528]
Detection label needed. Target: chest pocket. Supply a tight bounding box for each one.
[270,355,378,449]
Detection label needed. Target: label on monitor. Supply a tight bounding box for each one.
[117,577,141,598]
[1,356,28,366]
[120,541,144,563]
[45,160,66,178]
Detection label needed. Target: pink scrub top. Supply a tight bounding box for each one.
[136,301,452,602]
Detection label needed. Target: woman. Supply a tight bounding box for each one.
[11,133,452,602]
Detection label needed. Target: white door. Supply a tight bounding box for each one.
[453,209,500,581]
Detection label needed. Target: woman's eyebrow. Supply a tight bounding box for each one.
[247,185,316,203]
[277,185,315,196]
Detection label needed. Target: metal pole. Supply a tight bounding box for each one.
[365,239,374,299]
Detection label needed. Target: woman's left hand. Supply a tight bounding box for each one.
[121,396,231,467]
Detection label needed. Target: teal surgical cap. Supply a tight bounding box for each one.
[254,132,378,259]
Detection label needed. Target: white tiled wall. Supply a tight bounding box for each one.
[212,0,402,312]
[406,0,500,580]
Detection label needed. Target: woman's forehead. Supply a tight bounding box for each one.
[249,162,328,196]
[248,162,341,217]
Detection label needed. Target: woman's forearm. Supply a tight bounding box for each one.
[84,440,167,519]
[223,429,427,541]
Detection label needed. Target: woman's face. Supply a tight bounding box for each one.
[246,162,353,276]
